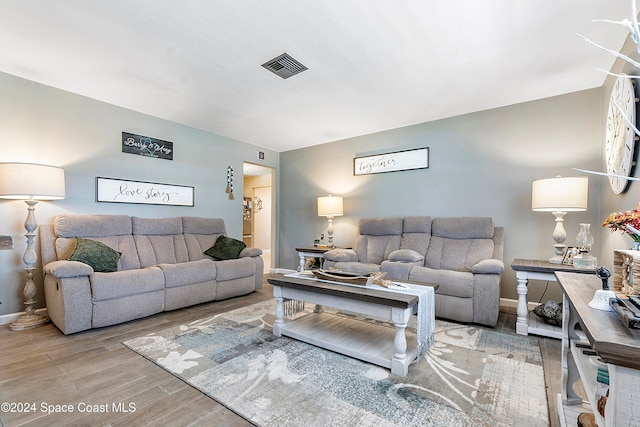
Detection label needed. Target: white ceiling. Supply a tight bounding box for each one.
[0,1,633,152]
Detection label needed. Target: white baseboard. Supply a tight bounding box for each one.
[0,308,49,326]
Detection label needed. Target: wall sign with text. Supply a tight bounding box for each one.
[354,147,429,175]
[96,177,194,206]
[122,132,173,160]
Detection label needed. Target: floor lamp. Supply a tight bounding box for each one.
[0,163,65,330]
[317,195,343,247]
[532,176,588,264]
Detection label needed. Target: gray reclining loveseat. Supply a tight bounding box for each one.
[322,216,504,326]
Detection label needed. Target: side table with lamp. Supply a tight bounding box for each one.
[296,246,332,272]
[511,258,595,339]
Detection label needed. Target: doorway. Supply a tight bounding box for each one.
[243,163,274,273]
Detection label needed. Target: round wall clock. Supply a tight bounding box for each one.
[605,76,637,194]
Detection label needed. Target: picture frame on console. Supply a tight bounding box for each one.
[562,246,579,265]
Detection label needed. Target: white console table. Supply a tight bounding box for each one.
[511,259,593,339]
[556,271,640,426]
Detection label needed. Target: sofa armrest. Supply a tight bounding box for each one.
[44,260,94,278]
[471,259,504,275]
[387,249,425,264]
[239,247,262,257]
[323,248,358,262]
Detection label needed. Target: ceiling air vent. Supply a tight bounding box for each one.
[262,53,308,79]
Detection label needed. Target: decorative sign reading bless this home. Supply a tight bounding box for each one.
[122,132,173,160]
[96,177,194,206]
[354,147,429,175]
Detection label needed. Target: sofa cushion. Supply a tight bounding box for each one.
[333,261,381,274]
[431,217,494,239]
[323,248,358,262]
[214,257,256,280]
[400,216,431,255]
[159,260,217,288]
[68,238,121,273]
[239,247,262,257]
[204,235,246,260]
[182,216,227,234]
[351,217,403,264]
[409,267,474,298]
[424,237,494,272]
[132,217,189,267]
[44,260,94,277]
[182,217,227,261]
[56,235,140,271]
[134,234,189,267]
[387,249,425,263]
[354,235,401,264]
[132,216,183,235]
[53,214,141,271]
[90,267,165,301]
[55,214,132,237]
[424,217,495,272]
[358,217,403,235]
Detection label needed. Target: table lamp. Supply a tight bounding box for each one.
[0,163,65,330]
[317,195,343,247]
[532,176,588,264]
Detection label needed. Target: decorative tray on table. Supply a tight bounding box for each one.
[311,269,385,286]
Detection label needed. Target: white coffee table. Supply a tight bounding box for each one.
[268,273,436,376]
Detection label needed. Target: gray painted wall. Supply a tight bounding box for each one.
[280,88,605,304]
[3,40,637,317]
[0,71,278,315]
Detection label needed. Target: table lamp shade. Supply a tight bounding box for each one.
[531,176,588,212]
[317,195,343,217]
[0,163,65,200]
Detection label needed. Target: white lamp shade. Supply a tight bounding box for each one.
[0,163,65,200]
[531,176,588,212]
[317,195,343,217]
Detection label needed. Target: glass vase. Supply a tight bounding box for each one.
[576,223,594,252]
[574,224,596,269]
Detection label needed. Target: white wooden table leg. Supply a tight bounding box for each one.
[561,293,582,406]
[391,307,410,376]
[515,271,529,336]
[273,286,284,336]
[298,252,305,272]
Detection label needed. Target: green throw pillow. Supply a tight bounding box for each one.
[68,237,121,273]
[204,235,246,260]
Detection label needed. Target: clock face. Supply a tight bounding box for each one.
[606,76,637,194]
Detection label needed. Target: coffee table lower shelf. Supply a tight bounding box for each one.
[278,311,419,372]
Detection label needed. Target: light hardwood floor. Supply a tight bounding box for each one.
[0,275,561,427]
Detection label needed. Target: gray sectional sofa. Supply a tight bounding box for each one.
[40,214,263,334]
[322,216,504,326]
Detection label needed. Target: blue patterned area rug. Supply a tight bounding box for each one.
[123,300,549,427]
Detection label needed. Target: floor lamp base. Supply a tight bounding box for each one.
[10,313,50,331]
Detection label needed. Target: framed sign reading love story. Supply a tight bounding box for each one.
[96,177,194,206]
